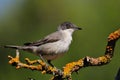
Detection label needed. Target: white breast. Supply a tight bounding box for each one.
[50,29,73,54]
[36,29,74,60]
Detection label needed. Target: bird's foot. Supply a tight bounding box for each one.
[52,67,63,76]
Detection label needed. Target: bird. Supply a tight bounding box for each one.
[4,22,82,67]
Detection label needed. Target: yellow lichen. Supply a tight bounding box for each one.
[8,55,19,64]
[42,70,46,74]
[99,56,108,63]
[63,59,83,78]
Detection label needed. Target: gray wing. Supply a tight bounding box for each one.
[24,31,62,46]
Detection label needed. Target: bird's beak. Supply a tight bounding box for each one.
[74,27,82,30]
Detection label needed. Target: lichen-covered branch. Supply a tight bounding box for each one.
[8,50,60,75]
[8,29,120,80]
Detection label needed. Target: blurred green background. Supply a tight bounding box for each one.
[0,0,120,80]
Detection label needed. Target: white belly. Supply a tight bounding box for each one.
[37,40,71,60]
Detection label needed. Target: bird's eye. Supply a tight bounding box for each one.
[66,24,70,27]
[66,24,71,29]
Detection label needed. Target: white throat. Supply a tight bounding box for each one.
[60,29,75,44]
[62,29,75,36]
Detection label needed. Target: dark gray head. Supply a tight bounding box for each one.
[58,22,82,31]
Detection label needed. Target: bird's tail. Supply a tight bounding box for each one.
[4,45,34,51]
[4,45,23,49]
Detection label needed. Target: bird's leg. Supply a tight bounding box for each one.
[39,55,63,75]
[39,54,46,62]
[47,60,63,75]
[47,60,54,67]
[39,54,49,66]
[39,55,54,67]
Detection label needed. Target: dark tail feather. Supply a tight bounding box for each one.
[4,45,34,53]
[4,45,21,49]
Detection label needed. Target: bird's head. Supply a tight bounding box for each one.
[58,22,82,31]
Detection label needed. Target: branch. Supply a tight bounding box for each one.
[115,68,120,80]
[8,29,120,80]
